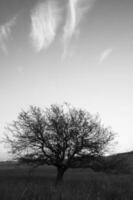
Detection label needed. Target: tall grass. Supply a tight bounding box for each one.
[0,167,133,200]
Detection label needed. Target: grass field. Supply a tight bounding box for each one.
[0,165,133,200]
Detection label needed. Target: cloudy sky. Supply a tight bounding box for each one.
[0,0,133,160]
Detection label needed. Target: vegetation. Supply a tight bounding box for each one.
[5,103,114,184]
[0,165,133,200]
[2,103,132,199]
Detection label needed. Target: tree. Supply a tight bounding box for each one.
[6,103,114,185]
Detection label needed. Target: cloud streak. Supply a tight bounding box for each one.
[0,17,16,54]
[99,48,113,63]
[62,0,94,57]
[30,0,96,55]
[30,0,61,52]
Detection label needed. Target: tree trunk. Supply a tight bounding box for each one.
[55,167,67,186]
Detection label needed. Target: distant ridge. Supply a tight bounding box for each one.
[0,151,133,173]
[70,151,133,174]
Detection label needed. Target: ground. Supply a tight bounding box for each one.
[0,164,133,200]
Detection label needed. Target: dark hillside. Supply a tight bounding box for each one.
[0,151,133,174]
[69,151,133,174]
[0,153,133,200]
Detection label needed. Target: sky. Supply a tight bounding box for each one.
[0,0,133,160]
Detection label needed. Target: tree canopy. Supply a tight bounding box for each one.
[6,103,115,184]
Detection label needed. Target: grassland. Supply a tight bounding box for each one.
[0,164,133,200]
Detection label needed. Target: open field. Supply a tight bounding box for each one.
[0,165,133,200]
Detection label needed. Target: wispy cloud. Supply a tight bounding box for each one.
[62,0,94,58]
[99,48,113,63]
[0,17,16,54]
[30,0,96,55]
[30,0,61,52]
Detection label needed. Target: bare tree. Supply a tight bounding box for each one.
[5,103,114,184]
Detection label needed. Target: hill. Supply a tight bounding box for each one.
[70,151,133,174]
[0,151,133,174]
